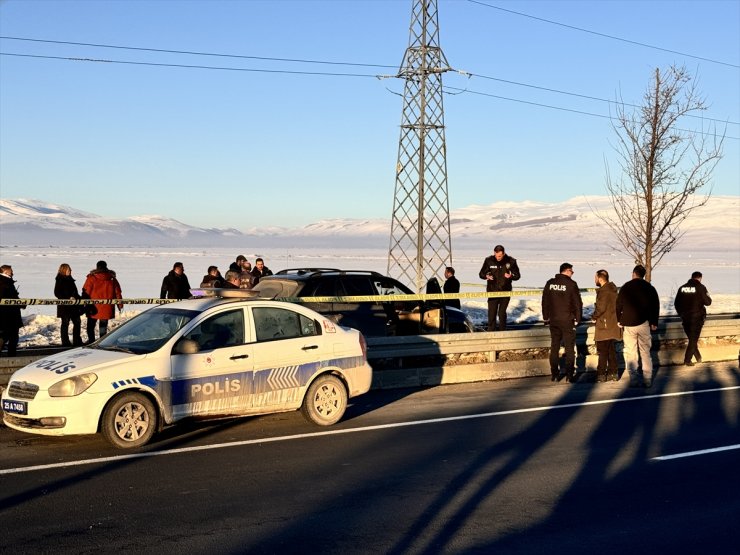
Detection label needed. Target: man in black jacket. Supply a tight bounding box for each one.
[542,262,583,382]
[443,267,461,309]
[479,245,521,331]
[0,265,25,356]
[674,271,712,366]
[616,265,660,387]
[160,262,192,300]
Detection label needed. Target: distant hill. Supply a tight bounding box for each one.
[1,196,737,251]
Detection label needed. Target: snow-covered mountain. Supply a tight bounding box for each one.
[1,196,737,251]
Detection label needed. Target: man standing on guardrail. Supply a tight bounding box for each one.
[82,260,123,343]
[674,271,712,367]
[0,264,25,356]
[616,265,659,388]
[479,245,521,331]
[542,263,583,382]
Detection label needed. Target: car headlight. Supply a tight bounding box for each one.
[48,373,98,397]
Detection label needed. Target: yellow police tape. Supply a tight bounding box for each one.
[1,288,599,306]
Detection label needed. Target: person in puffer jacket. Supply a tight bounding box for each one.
[82,260,123,343]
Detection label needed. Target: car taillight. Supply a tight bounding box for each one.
[359,333,367,359]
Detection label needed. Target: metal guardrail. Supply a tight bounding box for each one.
[1,316,738,390]
[366,318,740,360]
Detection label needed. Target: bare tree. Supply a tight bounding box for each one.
[602,65,725,282]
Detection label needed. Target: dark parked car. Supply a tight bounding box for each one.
[248,269,474,337]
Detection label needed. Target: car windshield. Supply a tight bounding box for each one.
[95,308,198,355]
[251,279,301,299]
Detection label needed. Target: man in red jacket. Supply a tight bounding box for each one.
[82,260,123,343]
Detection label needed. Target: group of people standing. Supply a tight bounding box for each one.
[54,260,123,347]
[0,261,123,353]
[158,255,274,300]
[540,261,710,387]
[475,243,712,387]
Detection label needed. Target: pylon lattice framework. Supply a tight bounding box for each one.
[387,0,452,293]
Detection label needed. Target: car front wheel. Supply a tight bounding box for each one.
[101,392,157,449]
[301,375,347,426]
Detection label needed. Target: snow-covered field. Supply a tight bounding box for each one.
[2,245,738,349]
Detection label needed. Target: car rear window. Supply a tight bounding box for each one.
[251,279,301,298]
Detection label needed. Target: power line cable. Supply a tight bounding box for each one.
[466,72,738,126]
[444,85,738,140]
[2,52,736,139]
[3,35,736,125]
[0,35,397,69]
[0,52,380,78]
[466,0,740,69]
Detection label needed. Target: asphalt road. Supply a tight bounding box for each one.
[1,362,739,554]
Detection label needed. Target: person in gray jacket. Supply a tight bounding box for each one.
[592,269,621,382]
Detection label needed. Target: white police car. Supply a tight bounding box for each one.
[1,297,372,448]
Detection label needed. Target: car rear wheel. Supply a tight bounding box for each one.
[301,375,347,426]
[102,392,157,449]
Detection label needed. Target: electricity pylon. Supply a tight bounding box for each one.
[387,0,452,293]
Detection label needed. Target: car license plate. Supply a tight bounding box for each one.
[2,399,27,415]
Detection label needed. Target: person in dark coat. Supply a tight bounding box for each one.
[674,271,712,366]
[592,269,621,381]
[82,260,123,343]
[0,265,25,356]
[616,265,660,388]
[250,258,273,286]
[541,262,583,382]
[200,266,223,288]
[54,263,83,347]
[443,267,461,309]
[479,245,520,331]
[160,262,191,300]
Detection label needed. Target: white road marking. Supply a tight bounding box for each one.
[2,385,738,475]
[652,444,740,461]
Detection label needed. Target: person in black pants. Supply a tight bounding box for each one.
[479,245,520,331]
[674,271,712,366]
[542,263,583,382]
[0,265,25,356]
[54,263,83,347]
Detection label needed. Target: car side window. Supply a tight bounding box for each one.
[183,309,244,351]
[253,307,320,342]
[310,278,339,297]
[340,277,375,296]
[376,280,407,296]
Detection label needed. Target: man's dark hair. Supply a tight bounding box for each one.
[255,257,264,264]
[633,265,647,278]
[236,255,247,262]
[559,262,573,273]
[596,269,609,282]
[96,260,107,270]
[691,271,703,279]
[445,266,455,275]
[207,265,218,274]
[173,262,183,270]
[493,245,505,253]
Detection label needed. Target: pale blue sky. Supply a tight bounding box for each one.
[1,0,738,229]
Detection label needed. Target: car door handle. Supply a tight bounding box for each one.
[301,345,319,350]
[230,354,249,360]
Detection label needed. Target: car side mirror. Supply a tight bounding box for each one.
[174,338,200,354]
